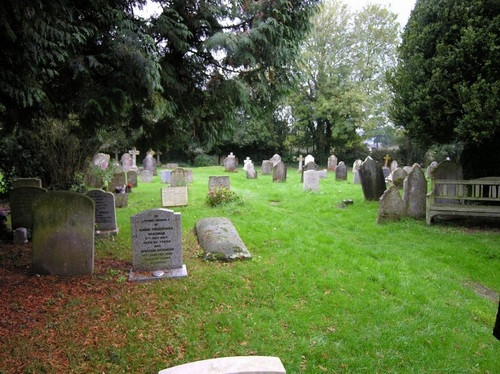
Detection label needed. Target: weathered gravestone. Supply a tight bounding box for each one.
[121,153,132,172]
[170,168,187,187]
[32,192,95,275]
[296,154,304,171]
[209,176,230,191]
[114,192,128,208]
[432,160,463,204]
[111,160,123,173]
[335,161,347,181]
[129,208,187,281]
[12,178,42,188]
[273,160,287,182]
[160,169,172,184]
[92,153,110,169]
[243,157,252,171]
[328,155,338,172]
[86,190,118,236]
[403,164,427,219]
[301,160,318,182]
[261,160,273,175]
[143,150,157,176]
[224,152,238,172]
[270,154,281,167]
[185,169,193,183]
[128,147,140,171]
[127,170,138,187]
[139,169,153,183]
[426,161,439,178]
[352,159,363,184]
[246,162,257,179]
[195,217,251,261]
[9,187,47,230]
[303,170,319,191]
[108,172,126,192]
[390,160,398,172]
[377,185,404,224]
[359,156,386,201]
[390,167,407,188]
[161,187,188,207]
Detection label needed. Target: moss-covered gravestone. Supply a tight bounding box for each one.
[32,192,95,275]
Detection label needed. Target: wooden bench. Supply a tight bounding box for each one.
[426,178,500,225]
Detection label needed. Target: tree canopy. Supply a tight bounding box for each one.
[389,0,500,176]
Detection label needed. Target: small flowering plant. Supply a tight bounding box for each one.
[206,186,241,207]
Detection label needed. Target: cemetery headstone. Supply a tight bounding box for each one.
[9,187,47,230]
[156,150,162,165]
[121,153,132,172]
[32,192,95,275]
[273,160,287,182]
[129,208,187,281]
[139,169,153,183]
[12,178,42,188]
[128,147,140,171]
[261,160,273,175]
[318,169,327,179]
[304,154,315,166]
[328,155,338,172]
[195,217,251,261]
[246,162,257,179]
[359,156,386,201]
[390,160,398,172]
[296,154,304,171]
[377,185,404,224]
[270,154,281,167]
[390,167,407,188]
[303,170,320,191]
[224,152,238,172]
[426,161,439,178]
[161,187,188,207]
[243,157,252,171]
[13,227,28,244]
[160,169,172,184]
[403,164,427,219]
[382,166,391,179]
[170,168,187,187]
[127,170,138,187]
[352,159,363,184]
[108,172,126,192]
[185,169,193,183]
[92,153,110,169]
[403,166,413,174]
[86,190,118,236]
[209,176,230,191]
[143,150,157,176]
[335,161,347,180]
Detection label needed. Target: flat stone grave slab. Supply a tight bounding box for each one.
[195,217,251,261]
[161,187,188,207]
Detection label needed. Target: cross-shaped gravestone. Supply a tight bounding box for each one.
[156,150,162,164]
[296,155,304,171]
[384,154,391,167]
[129,148,140,170]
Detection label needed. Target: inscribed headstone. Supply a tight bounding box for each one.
[32,191,94,275]
[9,187,47,230]
[303,170,319,191]
[328,155,338,172]
[261,160,273,175]
[86,190,118,235]
[130,208,186,280]
[335,161,347,180]
[403,164,427,219]
[170,168,187,187]
[208,176,230,191]
[161,187,188,207]
[359,156,386,201]
[108,172,126,192]
[377,185,404,224]
[273,160,287,182]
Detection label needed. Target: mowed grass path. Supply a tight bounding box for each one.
[2,165,499,373]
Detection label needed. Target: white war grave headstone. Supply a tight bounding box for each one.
[129,208,187,281]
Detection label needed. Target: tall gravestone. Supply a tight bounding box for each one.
[208,176,230,191]
[32,192,95,275]
[377,185,405,224]
[352,159,363,184]
[9,187,47,230]
[128,147,140,171]
[327,155,338,172]
[246,162,257,179]
[143,151,157,176]
[301,161,318,182]
[359,156,386,201]
[129,208,187,281]
[224,153,238,172]
[86,190,118,236]
[303,170,319,191]
[273,160,287,182]
[335,161,347,181]
[121,153,132,172]
[261,160,273,175]
[270,154,281,167]
[403,164,427,219]
[127,170,138,187]
[170,168,187,187]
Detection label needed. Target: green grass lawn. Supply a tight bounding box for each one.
[2,165,499,373]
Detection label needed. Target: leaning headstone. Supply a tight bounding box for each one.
[32,192,94,275]
[273,160,287,182]
[261,160,273,175]
[121,153,132,172]
[246,162,257,179]
[86,190,118,236]
[108,172,126,192]
[143,150,157,176]
[303,170,319,191]
[270,154,282,167]
[160,170,172,184]
[403,164,427,219]
[9,187,47,230]
[12,178,42,188]
[170,168,187,187]
[335,161,347,180]
[127,170,138,187]
[377,185,404,224]
[195,217,251,261]
[129,208,187,281]
[224,152,238,172]
[390,167,407,188]
[352,159,363,184]
[328,155,338,172]
[161,187,188,207]
[209,176,230,191]
[359,156,386,201]
[139,169,153,183]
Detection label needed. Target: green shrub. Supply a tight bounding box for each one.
[194,153,217,167]
[206,186,241,207]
